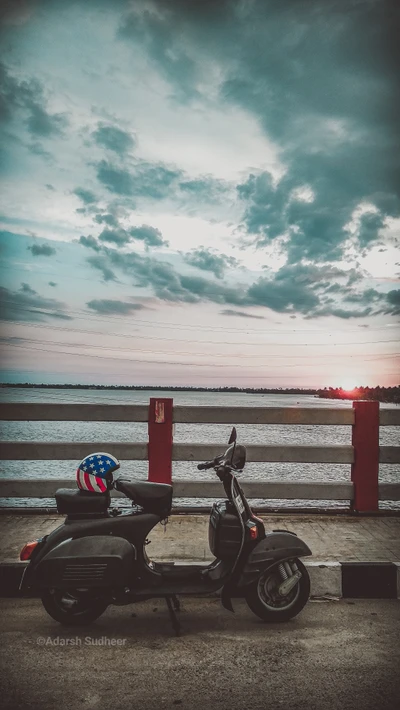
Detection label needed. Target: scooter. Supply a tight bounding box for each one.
[19,428,312,634]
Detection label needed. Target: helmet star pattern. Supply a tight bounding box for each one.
[76,452,120,493]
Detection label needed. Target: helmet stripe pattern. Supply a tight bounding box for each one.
[76,452,120,494]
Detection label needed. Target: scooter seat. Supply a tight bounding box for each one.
[55,488,110,515]
[115,478,172,516]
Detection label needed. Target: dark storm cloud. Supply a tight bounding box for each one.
[73,187,97,205]
[118,0,400,264]
[221,309,265,320]
[183,247,238,277]
[0,62,68,138]
[93,123,136,155]
[86,299,145,315]
[0,284,71,322]
[129,224,168,248]
[28,242,56,256]
[79,235,101,251]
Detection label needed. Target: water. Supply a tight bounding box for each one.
[0,388,399,509]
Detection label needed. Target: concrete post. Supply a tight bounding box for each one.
[148,398,173,484]
[351,401,379,512]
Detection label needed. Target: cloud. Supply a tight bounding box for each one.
[20,282,36,294]
[73,187,97,204]
[357,212,385,250]
[86,242,384,318]
[93,123,136,155]
[129,224,168,248]
[0,62,68,138]
[179,176,230,203]
[28,142,53,161]
[183,247,238,277]
[28,242,56,256]
[94,213,119,227]
[95,159,182,199]
[26,102,67,138]
[86,299,146,315]
[118,7,201,102]
[88,245,245,305]
[0,284,71,322]
[96,160,136,196]
[221,309,264,320]
[79,235,101,251]
[384,289,400,315]
[98,227,131,246]
[86,254,118,282]
[116,2,400,265]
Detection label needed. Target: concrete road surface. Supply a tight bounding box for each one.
[0,597,399,710]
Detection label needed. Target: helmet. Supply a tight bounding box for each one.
[76,452,120,493]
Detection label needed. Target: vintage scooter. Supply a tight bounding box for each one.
[19,428,312,634]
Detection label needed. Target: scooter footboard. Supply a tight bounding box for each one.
[237,531,312,587]
[30,535,136,589]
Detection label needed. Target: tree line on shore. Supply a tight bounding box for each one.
[316,386,400,403]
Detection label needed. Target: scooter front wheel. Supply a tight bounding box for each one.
[41,588,109,626]
[245,559,310,622]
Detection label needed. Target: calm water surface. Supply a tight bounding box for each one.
[1,388,398,509]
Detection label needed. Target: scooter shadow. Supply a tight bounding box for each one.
[41,598,307,642]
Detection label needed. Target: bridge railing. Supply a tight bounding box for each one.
[0,398,399,512]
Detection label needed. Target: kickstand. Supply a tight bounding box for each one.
[165,596,181,636]
[171,594,180,612]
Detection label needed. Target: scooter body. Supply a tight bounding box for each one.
[20,429,312,628]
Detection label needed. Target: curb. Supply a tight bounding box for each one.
[1,561,399,599]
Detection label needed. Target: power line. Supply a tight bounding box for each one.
[1,335,398,362]
[2,340,399,370]
[1,297,399,336]
[2,311,399,348]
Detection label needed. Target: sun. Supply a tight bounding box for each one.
[340,379,359,391]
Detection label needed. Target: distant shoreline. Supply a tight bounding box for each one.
[0,382,398,402]
[0,383,317,394]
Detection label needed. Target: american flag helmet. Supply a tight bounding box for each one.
[76,452,120,494]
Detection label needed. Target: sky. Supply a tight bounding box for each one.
[0,0,399,388]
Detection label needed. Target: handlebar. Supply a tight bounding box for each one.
[197,460,216,471]
[197,454,223,471]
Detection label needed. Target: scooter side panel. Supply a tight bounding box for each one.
[21,512,160,591]
[31,535,136,589]
[237,531,312,587]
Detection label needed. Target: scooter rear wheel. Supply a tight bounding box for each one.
[245,559,310,622]
[41,588,109,626]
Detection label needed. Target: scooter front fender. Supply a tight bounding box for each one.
[237,531,312,587]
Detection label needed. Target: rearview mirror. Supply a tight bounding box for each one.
[228,427,237,444]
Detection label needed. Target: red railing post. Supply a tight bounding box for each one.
[148,398,173,484]
[351,400,379,512]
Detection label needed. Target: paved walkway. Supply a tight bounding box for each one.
[1,598,399,710]
[1,512,399,563]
